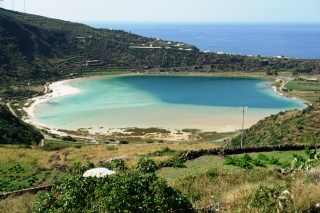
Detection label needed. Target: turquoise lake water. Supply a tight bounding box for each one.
[33,75,306,132]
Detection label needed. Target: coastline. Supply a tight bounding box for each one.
[22,73,307,140]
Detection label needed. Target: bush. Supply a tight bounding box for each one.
[34,161,194,213]
[205,167,219,178]
[61,135,76,142]
[136,158,158,173]
[106,146,118,151]
[74,145,81,149]
[172,158,186,168]
[103,159,127,171]
[224,156,240,166]
[281,161,291,169]
[253,158,267,167]
[257,153,269,161]
[119,140,129,144]
[269,156,280,165]
[238,154,254,169]
[248,185,295,212]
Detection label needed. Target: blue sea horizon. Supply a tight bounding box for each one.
[85,22,320,59]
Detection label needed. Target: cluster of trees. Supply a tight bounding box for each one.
[0,105,43,145]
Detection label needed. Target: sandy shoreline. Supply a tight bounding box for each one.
[22,79,81,134]
[22,74,306,140]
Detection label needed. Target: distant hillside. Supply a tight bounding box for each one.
[231,100,320,147]
[0,105,43,145]
[0,8,200,84]
[1,8,320,89]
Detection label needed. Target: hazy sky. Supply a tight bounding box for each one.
[3,0,320,23]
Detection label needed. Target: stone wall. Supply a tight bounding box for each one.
[0,185,53,200]
[176,144,315,164]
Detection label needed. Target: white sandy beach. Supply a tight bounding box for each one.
[23,79,81,134]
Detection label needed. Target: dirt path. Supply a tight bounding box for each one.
[6,102,17,117]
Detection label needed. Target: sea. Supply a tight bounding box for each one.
[86,22,320,59]
[33,76,306,132]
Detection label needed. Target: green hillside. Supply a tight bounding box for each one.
[231,100,320,147]
[0,8,201,85]
[0,105,43,145]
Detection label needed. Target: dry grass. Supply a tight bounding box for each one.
[0,146,49,168]
[0,142,218,170]
[292,183,320,212]
[34,141,218,168]
[169,167,320,212]
[0,193,38,213]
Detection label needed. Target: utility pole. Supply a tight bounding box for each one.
[239,106,248,147]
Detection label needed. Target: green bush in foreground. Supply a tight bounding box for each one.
[34,159,194,213]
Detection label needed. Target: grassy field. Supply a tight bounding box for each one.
[286,81,320,91]
[284,77,320,103]
[157,150,310,183]
[157,150,320,211]
[1,145,319,212]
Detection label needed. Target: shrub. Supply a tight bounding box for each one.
[34,161,194,213]
[74,145,81,149]
[238,154,254,170]
[305,146,312,156]
[248,185,295,212]
[269,156,280,165]
[253,158,267,167]
[119,140,129,144]
[61,135,76,142]
[205,167,219,178]
[291,154,306,169]
[106,146,118,151]
[136,158,158,173]
[172,158,186,168]
[103,159,127,171]
[281,161,291,169]
[257,153,269,161]
[224,156,240,166]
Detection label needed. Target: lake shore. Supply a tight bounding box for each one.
[22,79,81,136]
[22,73,306,140]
